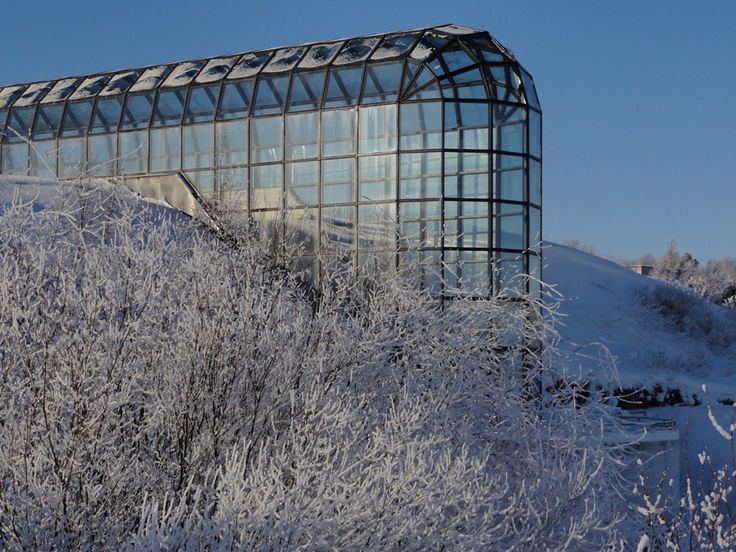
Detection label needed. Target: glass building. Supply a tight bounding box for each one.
[0,24,541,298]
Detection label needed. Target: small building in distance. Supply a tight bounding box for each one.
[627,264,653,276]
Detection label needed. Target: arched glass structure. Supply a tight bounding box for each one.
[0,24,541,298]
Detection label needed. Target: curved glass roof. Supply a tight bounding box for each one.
[0,24,539,111]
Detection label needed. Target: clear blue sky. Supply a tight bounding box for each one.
[2,0,734,261]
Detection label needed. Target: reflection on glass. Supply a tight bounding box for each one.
[493,154,524,202]
[216,120,248,167]
[29,141,56,179]
[252,76,289,116]
[152,89,186,127]
[88,134,117,175]
[361,62,403,103]
[321,205,355,248]
[494,202,524,250]
[90,97,123,134]
[120,93,154,130]
[285,112,318,160]
[399,152,441,199]
[61,100,93,137]
[322,158,354,204]
[321,109,355,156]
[358,203,396,250]
[359,104,396,154]
[185,85,219,124]
[59,137,86,178]
[529,159,541,205]
[444,201,488,248]
[359,154,396,201]
[218,80,254,120]
[150,127,181,172]
[399,102,441,150]
[445,152,489,198]
[324,67,362,108]
[287,71,325,112]
[251,164,283,209]
[444,250,489,294]
[285,161,318,206]
[2,143,28,175]
[32,104,64,140]
[119,130,148,174]
[251,117,282,163]
[445,102,488,149]
[493,104,525,153]
[399,201,441,248]
[183,124,214,169]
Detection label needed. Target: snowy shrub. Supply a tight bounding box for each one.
[0,180,634,550]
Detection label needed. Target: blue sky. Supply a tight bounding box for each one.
[2,0,734,261]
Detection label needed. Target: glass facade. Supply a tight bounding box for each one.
[0,24,541,298]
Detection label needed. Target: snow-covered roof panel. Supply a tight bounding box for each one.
[99,71,139,96]
[228,52,272,79]
[298,42,343,69]
[371,33,421,61]
[0,86,27,109]
[333,37,379,65]
[69,75,110,100]
[196,56,239,83]
[129,66,171,92]
[41,78,81,104]
[434,24,483,35]
[162,61,204,88]
[14,81,53,107]
[262,47,306,73]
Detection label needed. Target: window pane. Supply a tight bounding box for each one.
[252,76,289,116]
[399,250,441,293]
[6,107,36,142]
[215,119,247,167]
[444,250,489,295]
[0,110,7,138]
[150,127,181,172]
[60,100,93,137]
[88,134,117,176]
[321,109,355,156]
[493,104,526,154]
[493,154,524,202]
[287,71,325,112]
[399,152,441,199]
[90,97,122,134]
[285,160,318,207]
[529,254,541,297]
[444,152,489,198]
[444,201,488,248]
[120,93,154,130]
[494,202,524,250]
[32,104,64,140]
[322,158,354,204]
[445,102,488,149]
[324,67,362,108]
[185,84,219,124]
[358,203,396,250]
[251,164,283,209]
[29,141,56,179]
[359,104,396,154]
[321,205,355,248]
[361,62,403,104]
[371,33,418,61]
[250,116,282,163]
[399,201,441,248]
[494,251,525,297]
[285,112,318,160]
[119,130,148,174]
[218,80,254,120]
[439,47,475,74]
[529,207,541,250]
[59,137,86,178]
[440,68,486,100]
[2,143,28,175]
[529,110,541,158]
[521,69,540,108]
[183,124,214,169]
[217,167,248,207]
[359,154,396,202]
[334,38,379,65]
[529,159,541,205]
[152,89,186,127]
[186,170,215,198]
[399,102,441,150]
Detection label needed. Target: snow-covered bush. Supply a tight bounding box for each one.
[0,180,633,550]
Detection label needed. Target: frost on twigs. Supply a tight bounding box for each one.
[0,178,633,550]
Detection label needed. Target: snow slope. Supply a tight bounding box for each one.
[544,242,736,402]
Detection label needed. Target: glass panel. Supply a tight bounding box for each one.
[263,47,306,73]
[250,116,282,163]
[185,84,219,124]
[358,203,396,250]
[410,31,450,61]
[529,159,541,205]
[359,154,395,202]
[404,77,441,101]
[321,205,355,248]
[215,119,247,167]
[42,78,80,104]
[371,33,419,60]
[119,130,148,174]
[521,69,540,108]
[322,158,354,204]
[183,124,214,169]
[287,71,325,112]
[440,47,475,73]
[88,134,117,176]
[150,127,181,172]
[218,80,254,120]
[228,52,272,79]
[0,110,8,138]
[444,201,488,248]
[285,160,318,207]
[444,152,489,198]
[216,166,248,207]
[529,207,541,249]
[197,56,239,84]
[120,93,154,130]
[29,141,57,179]
[287,211,319,254]
[5,107,36,142]
[445,102,488,149]
[252,76,289,116]
[14,82,53,107]
[162,61,203,88]
[399,102,441,150]
[186,170,215,197]
[444,250,489,295]
[399,201,441,248]
[493,154,524,202]
[399,152,441,199]
[285,112,318,160]
[529,254,541,297]
[467,36,507,63]
[129,66,171,92]
[2,143,28,175]
[333,38,379,65]
[251,164,283,209]
[494,251,525,296]
[493,104,526,154]
[31,103,64,140]
[152,88,186,127]
[399,250,441,293]
[59,137,86,178]
[0,86,26,109]
[90,97,122,134]
[529,110,541,158]
[299,42,342,68]
[359,104,396,154]
[69,76,109,100]
[60,100,93,137]
[494,202,524,250]
[323,67,362,108]
[361,62,403,104]
[100,71,139,96]
[321,109,355,156]
[440,67,486,99]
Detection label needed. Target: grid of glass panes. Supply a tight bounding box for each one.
[0,27,540,297]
